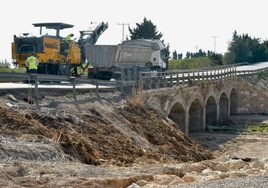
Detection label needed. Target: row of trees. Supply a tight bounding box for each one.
[128,17,268,66]
[172,31,268,65]
[224,31,268,64]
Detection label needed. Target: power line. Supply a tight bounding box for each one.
[117,23,130,42]
[211,36,219,53]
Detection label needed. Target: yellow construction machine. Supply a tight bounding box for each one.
[12,22,108,76]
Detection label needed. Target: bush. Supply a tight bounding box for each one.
[257,70,268,79]
[168,57,214,70]
[0,59,11,68]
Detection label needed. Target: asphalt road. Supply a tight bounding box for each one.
[0,82,108,89]
[236,61,268,71]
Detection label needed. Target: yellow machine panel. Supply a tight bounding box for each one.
[69,42,81,65]
[38,37,60,64]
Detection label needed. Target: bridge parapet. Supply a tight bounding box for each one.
[138,65,237,93]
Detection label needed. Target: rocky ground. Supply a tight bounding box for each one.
[0,75,267,187]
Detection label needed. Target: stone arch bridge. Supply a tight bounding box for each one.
[144,78,237,135]
[138,65,268,135]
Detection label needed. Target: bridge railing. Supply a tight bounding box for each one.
[236,66,268,76]
[138,65,237,91]
[1,63,268,98]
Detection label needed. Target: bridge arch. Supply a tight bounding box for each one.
[168,102,186,132]
[219,91,229,123]
[230,88,238,116]
[188,96,204,132]
[205,95,217,126]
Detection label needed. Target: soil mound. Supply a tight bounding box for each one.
[0,95,213,166]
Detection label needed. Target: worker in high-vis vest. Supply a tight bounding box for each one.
[25,53,39,73]
[64,33,74,54]
[65,33,74,43]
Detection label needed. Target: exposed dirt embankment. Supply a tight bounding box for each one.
[0,94,213,166]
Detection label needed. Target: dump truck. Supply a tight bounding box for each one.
[12,22,108,76]
[86,39,168,80]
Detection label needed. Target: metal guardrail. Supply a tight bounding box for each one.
[0,63,268,106]
[138,64,268,91]
[236,66,268,76]
[0,72,70,82]
[0,73,116,109]
[138,65,237,90]
[0,72,117,87]
[0,72,137,107]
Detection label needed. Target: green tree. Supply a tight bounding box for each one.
[172,50,178,60]
[207,51,223,65]
[128,17,170,65]
[186,52,191,59]
[129,17,163,40]
[262,40,268,59]
[224,31,267,64]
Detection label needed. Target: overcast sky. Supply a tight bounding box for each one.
[1,0,268,61]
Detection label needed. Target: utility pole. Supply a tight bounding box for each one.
[195,45,199,52]
[117,23,130,42]
[211,36,219,53]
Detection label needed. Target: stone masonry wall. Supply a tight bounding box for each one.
[236,77,268,115]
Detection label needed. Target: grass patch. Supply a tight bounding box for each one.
[168,57,214,70]
[246,124,268,133]
[0,67,26,73]
[126,88,144,107]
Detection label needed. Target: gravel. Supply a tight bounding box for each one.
[173,176,268,188]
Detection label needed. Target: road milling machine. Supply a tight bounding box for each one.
[12,22,108,76]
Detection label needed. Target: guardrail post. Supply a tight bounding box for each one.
[120,80,124,94]
[163,73,167,88]
[170,74,173,87]
[176,73,179,86]
[187,72,190,86]
[96,80,99,95]
[192,72,195,85]
[30,74,40,109]
[206,70,209,83]
[148,74,152,89]
[138,72,143,93]
[69,77,77,101]
[182,72,185,85]
[156,74,160,89]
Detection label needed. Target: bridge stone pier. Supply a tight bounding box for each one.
[145,79,238,135]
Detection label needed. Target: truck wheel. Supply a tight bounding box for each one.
[88,72,96,79]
